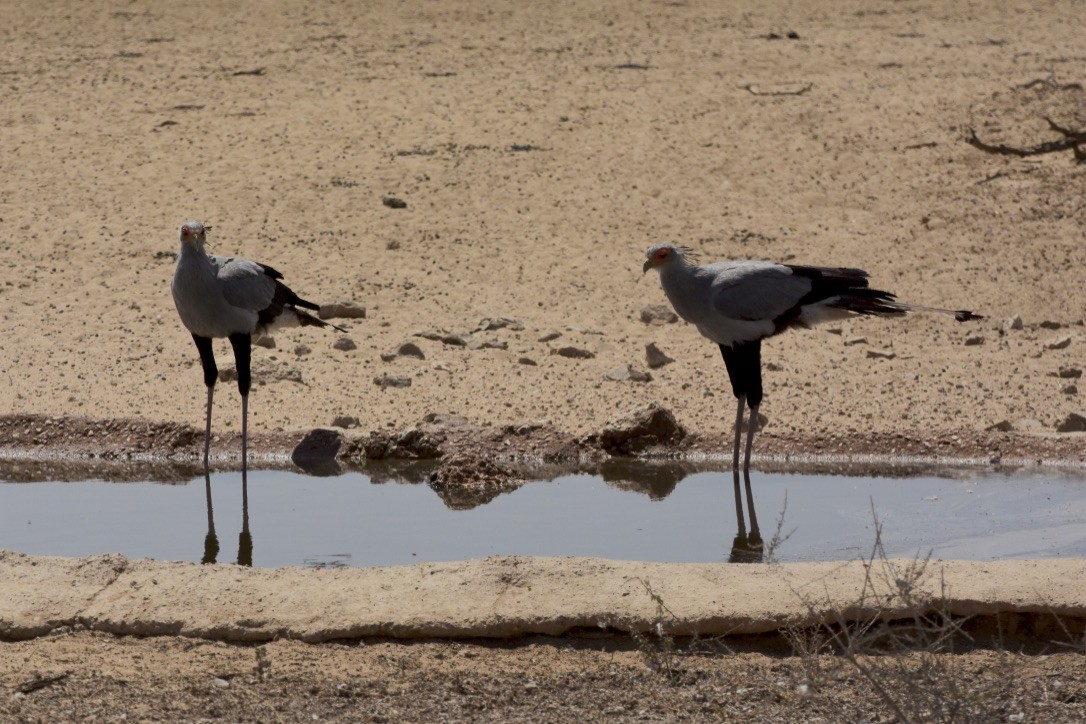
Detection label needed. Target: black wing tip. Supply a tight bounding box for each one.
[955,310,983,322]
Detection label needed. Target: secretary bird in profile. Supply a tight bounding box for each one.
[643,244,980,473]
[171,221,345,468]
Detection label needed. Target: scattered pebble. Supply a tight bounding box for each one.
[382,196,407,209]
[1055,411,1086,433]
[866,349,895,359]
[441,333,470,347]
[294,344,311,357]
[986,420,1013,432]
[639,305,678,325]
[1057,366,1082,379]
[1044,336,1072,350]
[844,336,868,346]
[1040,320,1063,329]
[212,678,230,689]
[333,337,357,352]
[431,362,452,373]
[382,342,426,362]
[319,301,366,320]
[518,357,538,366]
[1006,314,1023,330]
[331,415,360,429]
[645,342,674,369]
[476,317,523,332]
[1062,384,1078,395]
[465,338,508,351]
[537,331,562,343]
[374,375,412,389]
[964,335,985,346]
[605,365,652,382]
[254,336,276,349]
[552,346,595,359]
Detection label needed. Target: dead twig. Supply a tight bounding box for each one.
[740,82,812,96]
[965,120,1086,161]
[17,672,71,695]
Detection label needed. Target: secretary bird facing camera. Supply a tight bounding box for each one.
[171,221,345,468]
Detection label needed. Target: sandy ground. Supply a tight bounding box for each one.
[1,0,1085,718]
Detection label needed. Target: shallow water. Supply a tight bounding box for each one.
[1,462,1083,567]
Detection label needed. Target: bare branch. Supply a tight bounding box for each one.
[740,82,812,96]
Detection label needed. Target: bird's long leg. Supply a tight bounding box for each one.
[732,395,747,472]
[191,335,218,469]
[742,467,760,541]
[743,404,759,474]
[202,470,219,565]
[228,333,252,470]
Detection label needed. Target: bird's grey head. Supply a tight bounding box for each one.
[179,221,210,248]
[643,244,690,274]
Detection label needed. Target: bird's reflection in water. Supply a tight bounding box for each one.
[200,466,253,567]
[201,470,219,565]
[729,469,763,563]
[237,466,253,566]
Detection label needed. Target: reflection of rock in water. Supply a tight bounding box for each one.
[597,459,706,500]
[0,459,205,484]
[364,460,438,485]
[427,453,524,510]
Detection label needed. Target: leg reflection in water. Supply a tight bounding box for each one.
[202,470,220,565]
[729,468,764,563]
[237,466,253,567]
[200,468,253,567]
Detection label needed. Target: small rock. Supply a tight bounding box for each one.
[1057,366,1082,379]
[1062,384,1078,395]
[1040,320,1063,329]
[432,362,452,372]
[645,342,674,369]
[382,342,425,362]
[291,428,343,463]
[414,329,445,341]
[986,420,1013,432]
[1055,411,1086,433]
[605,365,652,382]
[964,335,985,346]
[319,301,366,320]
[441,333,471,346]
[825,327,843,335]
[1006,315,1023,330]
[866,349,896,359]
[552,346,595,359]
[518,357,538,366]
[333,337,358,352]
[594,403,686,455]
[476,317,524,332]
[1012,418,1044,431]
[538,331,562,343]
[465,338,508,351]
[1044,336,1072,350]
[254,336,276,349]
[844,336,868,346]
[640,305,678,325]
[374,375,412,389]
[398,342,426,359]
[331,415,360,429]
[294,344,311,357]
[212,678,230,689]
[382,196,407,209]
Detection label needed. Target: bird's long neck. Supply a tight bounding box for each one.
[657,261,710,322]
[176,241,213,275]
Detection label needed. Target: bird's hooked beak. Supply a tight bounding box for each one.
[642,259,653,274]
